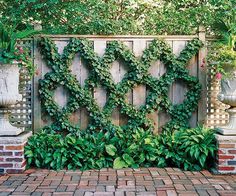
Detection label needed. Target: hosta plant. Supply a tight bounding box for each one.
[25,126,217,171]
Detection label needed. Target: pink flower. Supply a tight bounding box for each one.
[200,58,206,68]
[18,47,24,54]
[35,69,40,76]
[216,72,222,80]
[19,49,24,54]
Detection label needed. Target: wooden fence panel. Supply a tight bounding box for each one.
[9,34,232,133]
[32,35,205,133]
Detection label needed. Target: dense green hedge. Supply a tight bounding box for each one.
[25,126,216,171]
[1,0,234,35]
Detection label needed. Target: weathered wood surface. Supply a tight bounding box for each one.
[11,34,231,132]
[198,27,207,125]
[32,36,205,133]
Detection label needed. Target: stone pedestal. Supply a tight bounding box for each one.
[217,108,236,135]
[217,79,236,135]
[0,62,30,174]
[0,131,32,174]
[214,134,236,174]
[0,110,23,136]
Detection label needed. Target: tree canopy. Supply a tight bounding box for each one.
[0,0,235,35]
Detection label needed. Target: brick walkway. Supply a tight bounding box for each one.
[0,168,236,196]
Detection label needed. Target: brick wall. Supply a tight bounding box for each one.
[0,132,31,174]
[215,134,236,174]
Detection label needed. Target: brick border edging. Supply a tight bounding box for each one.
[215,133,236,174]
[2,132,235,174]
[0,131,32,174]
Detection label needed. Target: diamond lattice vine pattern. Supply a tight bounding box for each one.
[38,37,203,133]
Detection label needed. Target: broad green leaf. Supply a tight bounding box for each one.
[105,144,117,156]
[199,154,206,167]
[122,153,134,166]
[113,157,128,169]
[144,138,151,144]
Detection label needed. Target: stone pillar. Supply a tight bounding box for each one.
[0,132,32,174]
[214,134,236,174]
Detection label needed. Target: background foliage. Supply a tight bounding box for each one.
[207,2,236,78]
[0,0,234,35]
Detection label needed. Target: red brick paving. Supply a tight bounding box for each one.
[0,168,236,195]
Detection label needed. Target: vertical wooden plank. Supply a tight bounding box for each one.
[158,40,173,132]
[39,41,54,128]
[93,40,107,108]
[188,55,198,77]
[111,41,133,126]
[69,51,81,126]
[188,55,198,127]
[133,40,146,108]
[71,52,81,81]
[172,41,187,105]
[119,41,133,125]
[94,40,107,56]
[158,112,171,132]
[54,41,67,54]
[110,60,120,84]
[123,41,133,105]
[198,26,207,125]
[146,41,159,134]
[53,87,68,108]
[147,40,160,79]
[147,112,159,134]
[166,40,173,100]
[111,58,120,126]
[80,58,90,130]
[172,41,186,56]
[32,38,42,132]
[53,41,68,109]
[34,38,54,130]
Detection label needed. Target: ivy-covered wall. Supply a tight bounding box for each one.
[33,36,204,134]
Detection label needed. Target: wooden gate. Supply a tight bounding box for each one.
[32,33,206,133]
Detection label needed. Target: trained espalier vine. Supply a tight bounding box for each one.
[38,37,203,134]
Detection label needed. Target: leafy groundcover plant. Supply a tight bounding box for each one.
[25,126,217,171]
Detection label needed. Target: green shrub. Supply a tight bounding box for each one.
[25,126,217,171]
[157,127,217,170]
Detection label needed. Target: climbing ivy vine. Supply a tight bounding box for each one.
[38,37,203,134]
